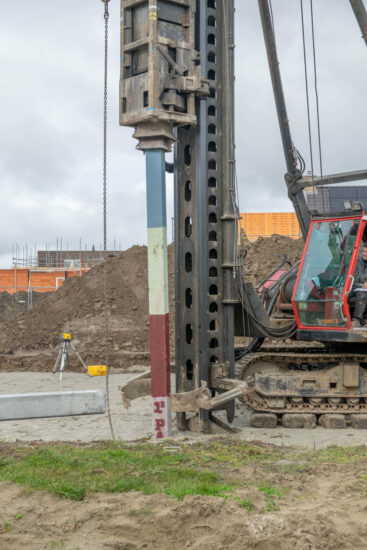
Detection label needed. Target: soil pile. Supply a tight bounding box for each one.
[242,233,304,285]
[0,245,174,371]
[0,235,302,371]
[0,291,50,324]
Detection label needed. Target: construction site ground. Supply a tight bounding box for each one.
[1,443,367,550]
[1,236,367,549]
[1,371,367,449]
[1,371,367,549]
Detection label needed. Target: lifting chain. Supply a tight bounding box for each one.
[101,0,115,440]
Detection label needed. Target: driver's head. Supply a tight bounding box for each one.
[362,244,367,261]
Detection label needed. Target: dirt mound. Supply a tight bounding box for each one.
[0,235,303,371]
[0,291,51,324]
[242,233,304,285]
[0,245,174,371]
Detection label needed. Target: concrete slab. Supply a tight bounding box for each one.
[0,390,106,421]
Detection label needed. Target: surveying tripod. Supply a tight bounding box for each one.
[53,332,88,380]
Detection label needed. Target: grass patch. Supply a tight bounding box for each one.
[0,457,10,469]
[0,443,236,501]
[311,446,367,464]
[258,484,285,497]
[264,496,279,513]
[194,441,284,466]
[1,440,367,505]
[235,497,253,513]
[257,484,286,513]
[257,484,285,513]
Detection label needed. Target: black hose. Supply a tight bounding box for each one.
[235,250,297,341]
[235,276,286,360]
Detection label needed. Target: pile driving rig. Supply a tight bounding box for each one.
[119,0,367,431]
[232,0,367,424]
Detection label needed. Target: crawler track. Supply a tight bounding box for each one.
[237,349,367,415]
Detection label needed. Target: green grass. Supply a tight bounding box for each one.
[1,440,367,505]
[310,445,367,464]
[234,497,253,513]
[0,443,236,501]
[258,484,285,497]
[257,484,286,513]
[264,496,279,513]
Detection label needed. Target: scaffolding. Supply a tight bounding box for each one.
[11,239,122,270]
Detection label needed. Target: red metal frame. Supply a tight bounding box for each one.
[258,269,287,310]
[258,270,287,294]
[291,214,366,332]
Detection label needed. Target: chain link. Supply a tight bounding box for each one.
[102,0,115,440]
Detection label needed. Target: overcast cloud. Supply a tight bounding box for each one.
[0,1,366,267]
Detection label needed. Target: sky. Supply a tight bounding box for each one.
[0,1,366,268]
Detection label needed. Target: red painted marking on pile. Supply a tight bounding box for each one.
[149,314,170,397]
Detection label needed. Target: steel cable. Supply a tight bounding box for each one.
[310,0,325,212]
[300,0,315,183]
[102,0,115,440]
[310,0,323,180]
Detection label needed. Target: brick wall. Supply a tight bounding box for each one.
[0,268,87,294]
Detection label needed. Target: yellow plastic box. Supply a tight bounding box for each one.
[87,365,107,377]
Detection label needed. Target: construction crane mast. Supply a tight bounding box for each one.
[174,0,236,433]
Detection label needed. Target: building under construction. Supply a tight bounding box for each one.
[0,248,118,299]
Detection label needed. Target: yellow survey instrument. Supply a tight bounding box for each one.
[53,331,88,380]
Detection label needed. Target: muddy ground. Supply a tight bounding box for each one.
[0,369,367,550]
[2,236,365,550]
[1,434,367,550]
[1,463,367,550]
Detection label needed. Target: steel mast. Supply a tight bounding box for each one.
[174,0,237,433]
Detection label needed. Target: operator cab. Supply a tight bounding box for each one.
[292,207,367,343]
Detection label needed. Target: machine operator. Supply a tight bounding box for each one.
[351,243,367,327]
